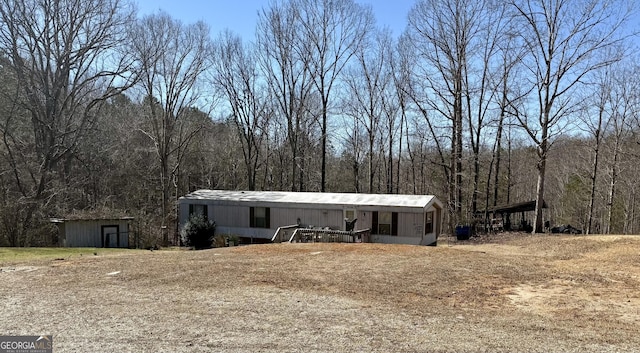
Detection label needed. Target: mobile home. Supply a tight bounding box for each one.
[178,190,443,245]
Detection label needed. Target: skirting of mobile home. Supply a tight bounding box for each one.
[178,190,443,246]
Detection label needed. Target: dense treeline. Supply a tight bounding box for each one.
[0,0,638,246]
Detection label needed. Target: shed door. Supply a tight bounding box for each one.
[102,225,120,248]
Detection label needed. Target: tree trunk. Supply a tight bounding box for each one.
[321,101,327,192]
[387,128,393,194]
[493,91,507,207]
[533,136,548,233]
[472,151,479,215]
[290,118,299,191]
[587,126,602,235]
[506,124,513,205]
[606,139,621,234]
[449,125,457,230]
[533,159,546,233]
[396,109,405,194]
[454,89,464,226]
[369,139,374,193]
[161,156,169,246]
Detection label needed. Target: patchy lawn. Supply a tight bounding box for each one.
[1,235,639,352]
[0,247,138,264]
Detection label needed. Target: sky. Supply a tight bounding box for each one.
[134,0,416,39]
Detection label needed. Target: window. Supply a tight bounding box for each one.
[378,212,392,235]
[345,209,356,222]
[425,211,434,234]
[250,207,270,228]
[189,204,208,221]
[372,211,398,236]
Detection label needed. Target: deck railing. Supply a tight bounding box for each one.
[288,228,371,243]
[271,224,300,243]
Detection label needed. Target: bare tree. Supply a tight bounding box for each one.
[406,0,484,230]
[480,20,528,228]
[212,31,271,191]
[373,33,403,195]
[581,68,612,234]
[389,46,410,195]
[463,3,529,224]
[129,12,212,245]
[602,64,638,234]
[342,29,393,193]
[397,33,451,199]
[339,123,366,192]
[257,0,315,191]
[381,82,402,195]
[509,0,634,233]
[295,0,374,192]
[0,0,136,245]
[394,37,438,197]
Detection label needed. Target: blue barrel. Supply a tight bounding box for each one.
[455,225,471,240]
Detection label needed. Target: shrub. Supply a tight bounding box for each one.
[228,235,240,246]
[181,215,216,249]
[213,234,227,248]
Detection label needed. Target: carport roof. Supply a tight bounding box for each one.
[477,200,547,215]
[180,189,440,210]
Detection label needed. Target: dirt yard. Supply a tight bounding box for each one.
[1,234,639,352]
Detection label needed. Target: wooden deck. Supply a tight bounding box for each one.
[287,228,370,243]
[271,225,371,243]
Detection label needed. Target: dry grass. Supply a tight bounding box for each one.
[1,234,639,352]
[0,247,136,263]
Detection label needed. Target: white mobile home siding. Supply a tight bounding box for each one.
[270,208,344,230]
[180,203,347,231]
[178,190,443,245]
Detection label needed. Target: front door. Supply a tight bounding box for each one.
[102,225,119,248]
[344,209,357,231]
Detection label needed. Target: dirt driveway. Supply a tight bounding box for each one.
[1,234,639,352]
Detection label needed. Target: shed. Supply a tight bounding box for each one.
[51,217,133,248]
[178,190,444,246]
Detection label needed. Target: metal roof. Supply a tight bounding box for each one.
[180,189,439,210]
[50,216,134,223]
[476,200,547,215]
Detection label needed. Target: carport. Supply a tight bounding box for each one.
[476,200,548,232]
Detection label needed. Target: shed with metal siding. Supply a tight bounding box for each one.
[178,190,443,245]
[51,217,133,248]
